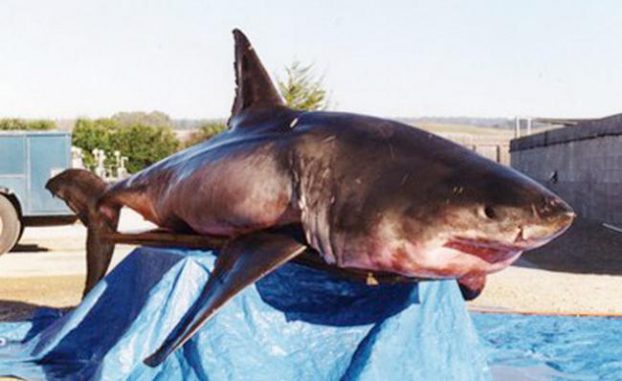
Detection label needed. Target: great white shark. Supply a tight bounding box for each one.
[46,29,575,367]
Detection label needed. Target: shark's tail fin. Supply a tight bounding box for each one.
[46,169,120,297]
[46,169,108,226]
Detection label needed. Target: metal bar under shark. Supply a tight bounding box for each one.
[104,229,420,286]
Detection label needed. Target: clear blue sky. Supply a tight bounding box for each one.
[0,0,620,119]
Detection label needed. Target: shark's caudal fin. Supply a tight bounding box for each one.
[45,169,107,226]
[230,29,284,121]
[46,169,120,297]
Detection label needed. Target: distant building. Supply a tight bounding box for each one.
[439,132,510,165]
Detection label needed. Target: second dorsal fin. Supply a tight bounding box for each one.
[230,29,284,118]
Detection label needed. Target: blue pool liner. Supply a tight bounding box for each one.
[473,312,622,380]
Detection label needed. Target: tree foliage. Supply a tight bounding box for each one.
[277,61,328,111]
[0,118,56,130]
[111,111,172,128]
[183,122,227,148]
[72,116,179,173]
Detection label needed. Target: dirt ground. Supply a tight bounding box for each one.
[1,216,622,322]
[0,275,82,321]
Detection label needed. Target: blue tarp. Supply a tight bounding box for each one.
[0,247,490,380]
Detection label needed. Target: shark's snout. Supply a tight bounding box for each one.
[436,184,576,270]
[534,196,575,222]
[511,195,575,249]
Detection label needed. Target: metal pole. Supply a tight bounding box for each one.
[527,118,532,135]
[515,117,521,138]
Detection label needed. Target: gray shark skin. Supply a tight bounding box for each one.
[46,29,575,367]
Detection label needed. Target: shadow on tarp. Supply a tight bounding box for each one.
[0,247,490,381]
[0,301,62,323]
[0,307,62,343]
[255,264,416,326]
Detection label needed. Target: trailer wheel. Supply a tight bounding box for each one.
[0,195,22,255]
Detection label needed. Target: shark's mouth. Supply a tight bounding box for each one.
[443,237,523,264]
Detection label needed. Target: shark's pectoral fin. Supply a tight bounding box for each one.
[143,230,307,367]
[457,273,486,301]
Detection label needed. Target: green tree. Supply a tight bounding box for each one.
[183,122,227,148]
[277,61,328,111]
[26,119,56,130]
[111,111,172,128]
[110,124,179,173]
[72,118,116,169]
[0,118,55,130]
[72,117,180,173]
[0,119,27,130]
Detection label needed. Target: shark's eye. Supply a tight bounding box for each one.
[483,205,496,220]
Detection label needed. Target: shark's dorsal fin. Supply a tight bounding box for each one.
[230,29,283,119]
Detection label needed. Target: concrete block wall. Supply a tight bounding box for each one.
[510,114,622,224]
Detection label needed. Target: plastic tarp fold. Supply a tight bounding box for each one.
[0,247,490,380]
